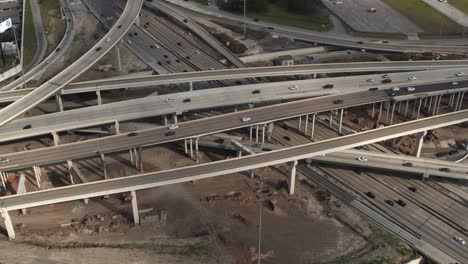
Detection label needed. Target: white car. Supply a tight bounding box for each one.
[454,236,465,245]
[195,50,201,55]
[155,44,160,49]
[106,38,111,42]
[165,98,175,103]
[357,156,368,162]
[127,39,132,44]
[334,1,343,4]
[452,81,459,85]
[455,72,465,77]
[241,117,251,122]
[168,124,179,130]
[0,157,9,164]
[366,79,375,82]
[408,76,417,81]
[407,87,416,92]
[392,87,400,91]
[289,85,298,90]
[438,0,448,3]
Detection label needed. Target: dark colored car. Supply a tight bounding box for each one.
[334,99,344,104]
[253,18,259,22]
[128,132,138,137]
[382,79,392,84]
[165,131,175,136]
[252,90,261,94]
[118,25,122,29]
[357,41,364,44]
[323,84,334,89]
[385,200,395,206]
[396,199,406,207]
[267,26,274,30]
[183,98,191,103]
[183,19,188,23]
[408,186,417,192]
[283,136,291,141]
[23,124,32,129]
[365,192,376,199]
[369,87,379,91]
[402,162,413,167]
[439,168,451,172]
[96,47,102,51]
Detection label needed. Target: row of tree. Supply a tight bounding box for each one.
[219,0,324,14]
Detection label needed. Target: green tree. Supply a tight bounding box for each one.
[220,0,269,13]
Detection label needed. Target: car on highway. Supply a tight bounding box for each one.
[127,40,132,44]
[385,200,395,206]
[323,84,334,89]
[241,117,251,122]
[168,125,179,130]
[46,60,51,64]
[396,199,406,207]
[369,87,379,91]
[106,38,110,42]
[96,47,102,51]
[455,72,465,77]
[165,98,175,103]
[366,79,375,82]
[408,186,417,192]
[356,156,368,162]
[128,132,138,137]
[333,99,344,104]
[165,131,175,136]
[392,87,400,91]
[289,85,298,90]
[183,98,191,103]
[252,90,261,94]
[267,26,274,30]
[408,76,417,81]
[22,124,32,129]
[454,236,466,245]
[439,168,451,172]
[382,79,392,84]
[365,192,375,199]
[406,87,416,92]
[452,81,459,85]
[382,74,390,78]
[0,157,9,164]
[402,162,413,167]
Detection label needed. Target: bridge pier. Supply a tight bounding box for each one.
[416,98,422,119]
[113,43,122,72]
[338,108,344,133]
[266,123,274,141]
[1,210,15,240]
[414,131,427,158]
[329,111,333,128]
[298,116,302,131]
[55,93,64,112]
[101,153,107,179]
[376,102,383,126]
[33,166,42,188]
[304,114,309,134]
[17,174,27,214]
[0,171,6,189]
[310,113,316,139]
[389,102,395,125]
[288,160,298,195]
[96,90,102,105]
[195,138,199,164]
[173,113,178,124]
[371,103,375,118]
[114,120,120,134]
[67,160,74,184]
[131,190,140,224]
[189,81,193,91]
[51,131,60,146]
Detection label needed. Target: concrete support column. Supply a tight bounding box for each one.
[237,151,242,157]
[133,148,139,169]
[163,115,168,126]
[131,190,140,224]
[96,90,102,105]
[338,108,344,133]
[428,96,433,113]
[189,138,194,159]
[51,131,60,146]
[449,94,454,108]
[113,43,122,72]
[195,138,200,164]
[0,171,6,189]
[17,174,27,214]
[397,101,401,113]
[189,81,193,91]
[114,120,120,134]
[55,93,64,112]
[67,160,74,184]
[404,100,409,117]
[249,126,253,141]
[184,139,188,154]
[312,73,317,79]
[310,113,316,139]
[376,102,383,126]
[371,103,375,118]
[298,116,302,132]
[457,91,465,111]
[138,147,143,172]
[329,111,333,128]
[173,113,178,124]
[261,124,266,144]
[266,123,274,141]
[416,98,422,119]
[288,160,298,195]
[255,125,259,143]
[385,101,390,123]
[389,102,395,125]
[435,95,442,115]
[414,131,427,158]
[129,149,134,164]
[304,114,309,134]
[101,153,107,179]
[1,210,15,240]
[33,166,41,188]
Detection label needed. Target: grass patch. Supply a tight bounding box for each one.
[40,0,66,54]
[449,0,468,15]
[369,225,413,256]
[191,0,209,5]
[383,0,466,35]
[233,3,333,31]
[360,256,396,264]
[23,0,37,66]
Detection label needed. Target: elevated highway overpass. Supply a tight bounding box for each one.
[0,0,145,127]
[1,61,468,102]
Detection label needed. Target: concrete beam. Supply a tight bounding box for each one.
[0,210,15,239]
[131,190,139,224]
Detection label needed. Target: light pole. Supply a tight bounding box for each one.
[257,176,264,264]
[243,0,246,37]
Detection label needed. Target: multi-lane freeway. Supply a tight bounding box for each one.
[0,0,144,128]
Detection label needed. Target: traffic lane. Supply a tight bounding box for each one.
[0,91,388,169]
[388,79,468,96]
[1,110,467,211]
[0,0,144,127]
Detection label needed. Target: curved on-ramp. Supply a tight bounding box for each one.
[0,0,145,128]
[1,0,76,91]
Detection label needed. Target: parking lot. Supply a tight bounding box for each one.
[323,0,423,33]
